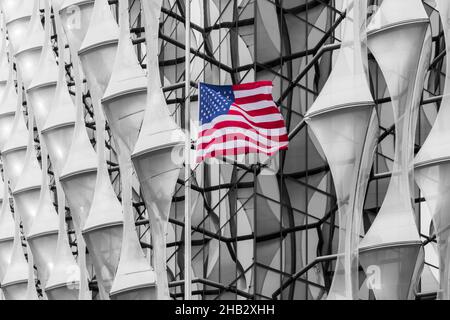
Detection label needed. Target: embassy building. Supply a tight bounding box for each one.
[0,0,444,301]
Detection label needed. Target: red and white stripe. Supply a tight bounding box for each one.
[196,81,289,162]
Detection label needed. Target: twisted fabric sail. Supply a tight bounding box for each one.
[57,0,96,300]
[359,0,431,300]
[414,0,450,300]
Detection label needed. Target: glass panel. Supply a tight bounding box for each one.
[414,0,450,300]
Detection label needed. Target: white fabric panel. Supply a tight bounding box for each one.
[0,40,17,152]
[102,0,147,155]
[0,178,14,284]
[45,180,81,300]
[367,0,428,34]
[59,8,97,234]
[108,0,157,300]
[44,7,83,293]
[59,0,95,56]
[0,9,34,298]
[306,0,373,117]
[2,90,29,190]
[131,0,185,300]
[359,0,431,300]
[360,26,430,248]
[305,0,377,300]
[0,26,8,99]
[413,0,450,300]
[2,200,37,300]
[25,5,60,296]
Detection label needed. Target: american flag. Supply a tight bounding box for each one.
[196,81,289,163]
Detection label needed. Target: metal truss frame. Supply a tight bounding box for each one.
[41,0,444,300]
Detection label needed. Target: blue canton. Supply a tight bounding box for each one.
[199,83,235,125]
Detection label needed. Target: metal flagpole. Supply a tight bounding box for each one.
[184,0,192,301]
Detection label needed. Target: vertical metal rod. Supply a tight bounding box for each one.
[184,0,192,301]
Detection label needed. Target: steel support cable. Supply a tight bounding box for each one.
[272,253,339,299]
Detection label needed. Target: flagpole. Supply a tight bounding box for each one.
[184,0,192,301]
